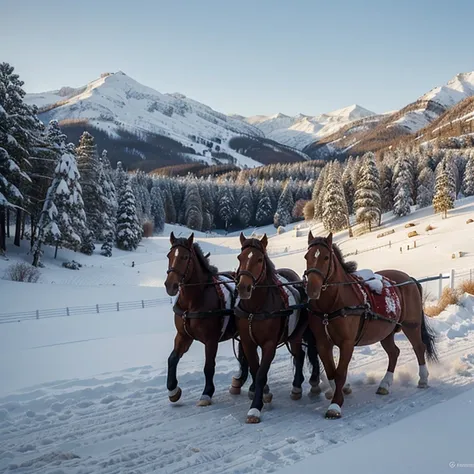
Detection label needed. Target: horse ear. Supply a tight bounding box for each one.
[308,230,314,244]
[260,234,268,249]
[170,231,176,244]
[187,233,194,247]
[326,232,333,247]
[239,232,246,246]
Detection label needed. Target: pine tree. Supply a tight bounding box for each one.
[312,166,328,220]
[217,182,235,231]
[32,139,85,265]
[114,161,128,198]
[274,181,294,228]
[238,182,253,229]
[0,62,40,250]
[184,180,203,231]
[416,168,435,208]
[322,162,349,232]
[131,171,152,227]
[463,152,474,197]
[433,159,455,218]
[379,163,394,213]
[393,186,412,217]
[255,186,273,226]
[116,179,142,250]
[342,160,355,215]
[76,132,105,242]
[98,151,117,244]
[198,179,214,232]
[150,183,165,233]
[354,152,382,231]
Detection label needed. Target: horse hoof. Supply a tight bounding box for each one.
[246,408,261,424]
[309,385,322,396]
[229,385,241,395]
[418,381,429,389]
[343,384,352,395]
[248,390,255,400]
[290,391,302,401]
[263,392,273,404]
[325,390,333,400]
[325,403,342,419]
[376,386,389,396]
[168,387,182,403]
[197,395,212,407]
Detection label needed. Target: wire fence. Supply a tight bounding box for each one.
[2,268,473,325]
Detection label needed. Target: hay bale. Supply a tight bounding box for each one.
[377,229,395,238]
[405,223,416,228]
[425,225,435,232]
[467,218,474,224]
[408,231,418,238]
[277,226,286,235]
[452,253,456,259]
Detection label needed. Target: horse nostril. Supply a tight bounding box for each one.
[246,285,251,293]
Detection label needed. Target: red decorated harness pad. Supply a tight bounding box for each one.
[352,270,402,323]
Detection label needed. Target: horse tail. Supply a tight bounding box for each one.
[302,324,320,376]
[412,278,439,363]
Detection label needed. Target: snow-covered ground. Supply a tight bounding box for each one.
[1,199,474,473]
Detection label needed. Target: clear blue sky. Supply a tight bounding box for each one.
[2,0,474,117]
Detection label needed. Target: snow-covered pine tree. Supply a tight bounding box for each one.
[392,153,414,217]
[416,168,435,208]
[255,185,273,226]
[150,183,165,233]
[131,171,152,228]
[76,132,105,242]
[463,151,474,196]
[312,165,328,220]
[0,62,39,250]
[114,161,128,198]
[184,180,203,231]
[198,179,214,232]
[354,152,382,231]
[433,159,455,218]
[274,181,294,228]
[217,182,235,231]
[32,139,85,265]
[342,159,355,215]
[322,162,349,232]
[116,178,142,251]
[379,163,394,213]
[238,182,253,229]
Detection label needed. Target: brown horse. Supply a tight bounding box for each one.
[304,231,438,419]
[164,232,249,406]
[235,233,321,424]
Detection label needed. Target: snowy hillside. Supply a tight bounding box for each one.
[305,70,474,160]
[242,105,375,150]
[26,72,308,170]
[1,198,474,473]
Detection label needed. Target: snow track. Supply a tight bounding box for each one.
[2,333,474,474]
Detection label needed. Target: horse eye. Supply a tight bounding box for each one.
[258,258,263,263]
[324,256,329,261]
[182,255,189,261]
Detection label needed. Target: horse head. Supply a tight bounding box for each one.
[165,232,195,296]
[304,231,334,300]
[236,232,268,300]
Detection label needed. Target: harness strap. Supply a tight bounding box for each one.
[173,302,234,319]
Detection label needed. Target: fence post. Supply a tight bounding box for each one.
[36,309,39,320]
[66,307,70,316]
[141,300,145,308]
[438,273,443,299]
[96,304,99,314]
[117,302,120,312]
[450,269,455,289]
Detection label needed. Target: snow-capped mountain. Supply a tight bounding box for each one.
[305,70,474,160]
[26,72,308,170]
[240,105,375,150]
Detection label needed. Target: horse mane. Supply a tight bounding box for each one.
[310,237,358,273]
[174,238,219,275]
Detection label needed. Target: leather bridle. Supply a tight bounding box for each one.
[166,244,195,286]
[303,240,334,291]
[236,241,267,289]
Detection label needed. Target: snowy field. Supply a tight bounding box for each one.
[1,199,474,473]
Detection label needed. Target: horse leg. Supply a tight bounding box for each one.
[290,341,305,400]
[304,327,322,396]
[197,340,218,406]
[376,331,400,395]
[247,341,277,424]
[326,341,354,419]
[167,332,193,403]
[229,340,250,395]
[242,341,260,401]
[402,325,429,388]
